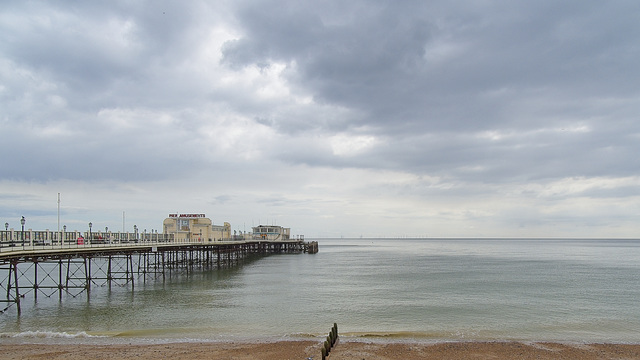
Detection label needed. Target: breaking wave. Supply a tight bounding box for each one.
[4,330,105,339]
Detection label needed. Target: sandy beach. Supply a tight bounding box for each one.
[1,340,639,360]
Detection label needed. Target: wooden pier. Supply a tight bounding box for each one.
[0,240,317,315]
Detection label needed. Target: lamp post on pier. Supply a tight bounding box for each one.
[4,222,8,246]
[20,216,25,248]
[63,225,67,247]
[89,222,92,243]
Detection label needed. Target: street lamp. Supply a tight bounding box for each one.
[4,222,7,246]
[63,225,67,247]
[20,216,25,247]
[133,225,138,242]
[89,222,92,242]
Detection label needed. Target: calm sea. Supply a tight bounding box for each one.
[1,238,639,344]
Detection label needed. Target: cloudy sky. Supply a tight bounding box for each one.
[1,1,639,238]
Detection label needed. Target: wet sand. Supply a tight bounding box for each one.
[2,340,640,360]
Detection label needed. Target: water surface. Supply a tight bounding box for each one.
[1,238,638,344]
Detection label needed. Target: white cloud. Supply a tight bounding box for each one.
[329,133,378,156]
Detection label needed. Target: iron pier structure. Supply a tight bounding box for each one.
[0,240,318,315]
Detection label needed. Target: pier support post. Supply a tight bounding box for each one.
[13,261,20,315]
[59,258,63,299]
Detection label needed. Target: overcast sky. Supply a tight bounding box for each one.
[1,1,639,238]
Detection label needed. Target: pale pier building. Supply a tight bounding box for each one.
[162,213,231,242]
[252,225,292,241]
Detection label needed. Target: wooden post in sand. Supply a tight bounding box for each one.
[321,323,339,359]
[332,323,338,344]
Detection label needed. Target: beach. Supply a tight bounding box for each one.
[2,341,640,360]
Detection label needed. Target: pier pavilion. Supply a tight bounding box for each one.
[162,213,231,242]
[252,225,292,240]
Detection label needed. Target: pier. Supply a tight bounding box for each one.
[0,238,318,315]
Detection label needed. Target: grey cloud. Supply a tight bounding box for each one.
[219,0,640,184]
[1,1,211,112]
[223,0,640,135]
[0,1,225,182]
[210,195,233,205]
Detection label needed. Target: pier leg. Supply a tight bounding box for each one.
[162,252,166,282]
[128,255,134,289]
[34,261,38,301]
[59,259,63,300]
[12,262,20,315]
[138,254,146,283]
[66,258,71,289]
[107,256,113,289]
[6,263,12,300]
[84,257,91,293]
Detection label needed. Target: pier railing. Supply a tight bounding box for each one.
[0,230,312,253]
[0,229,175,250]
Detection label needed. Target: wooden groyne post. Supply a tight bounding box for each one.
[321,323,338,360]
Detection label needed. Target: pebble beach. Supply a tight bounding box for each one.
[2,341,640,360]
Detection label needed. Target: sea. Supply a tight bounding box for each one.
[1,238,639,345]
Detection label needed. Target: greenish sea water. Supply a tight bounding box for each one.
[1,238,638,344]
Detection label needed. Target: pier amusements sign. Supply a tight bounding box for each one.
[169,214,206,219]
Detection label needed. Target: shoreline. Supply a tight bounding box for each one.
[5,330,640,346]
[2,340,640,360]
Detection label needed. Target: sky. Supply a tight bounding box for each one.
[1,1,639,238]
